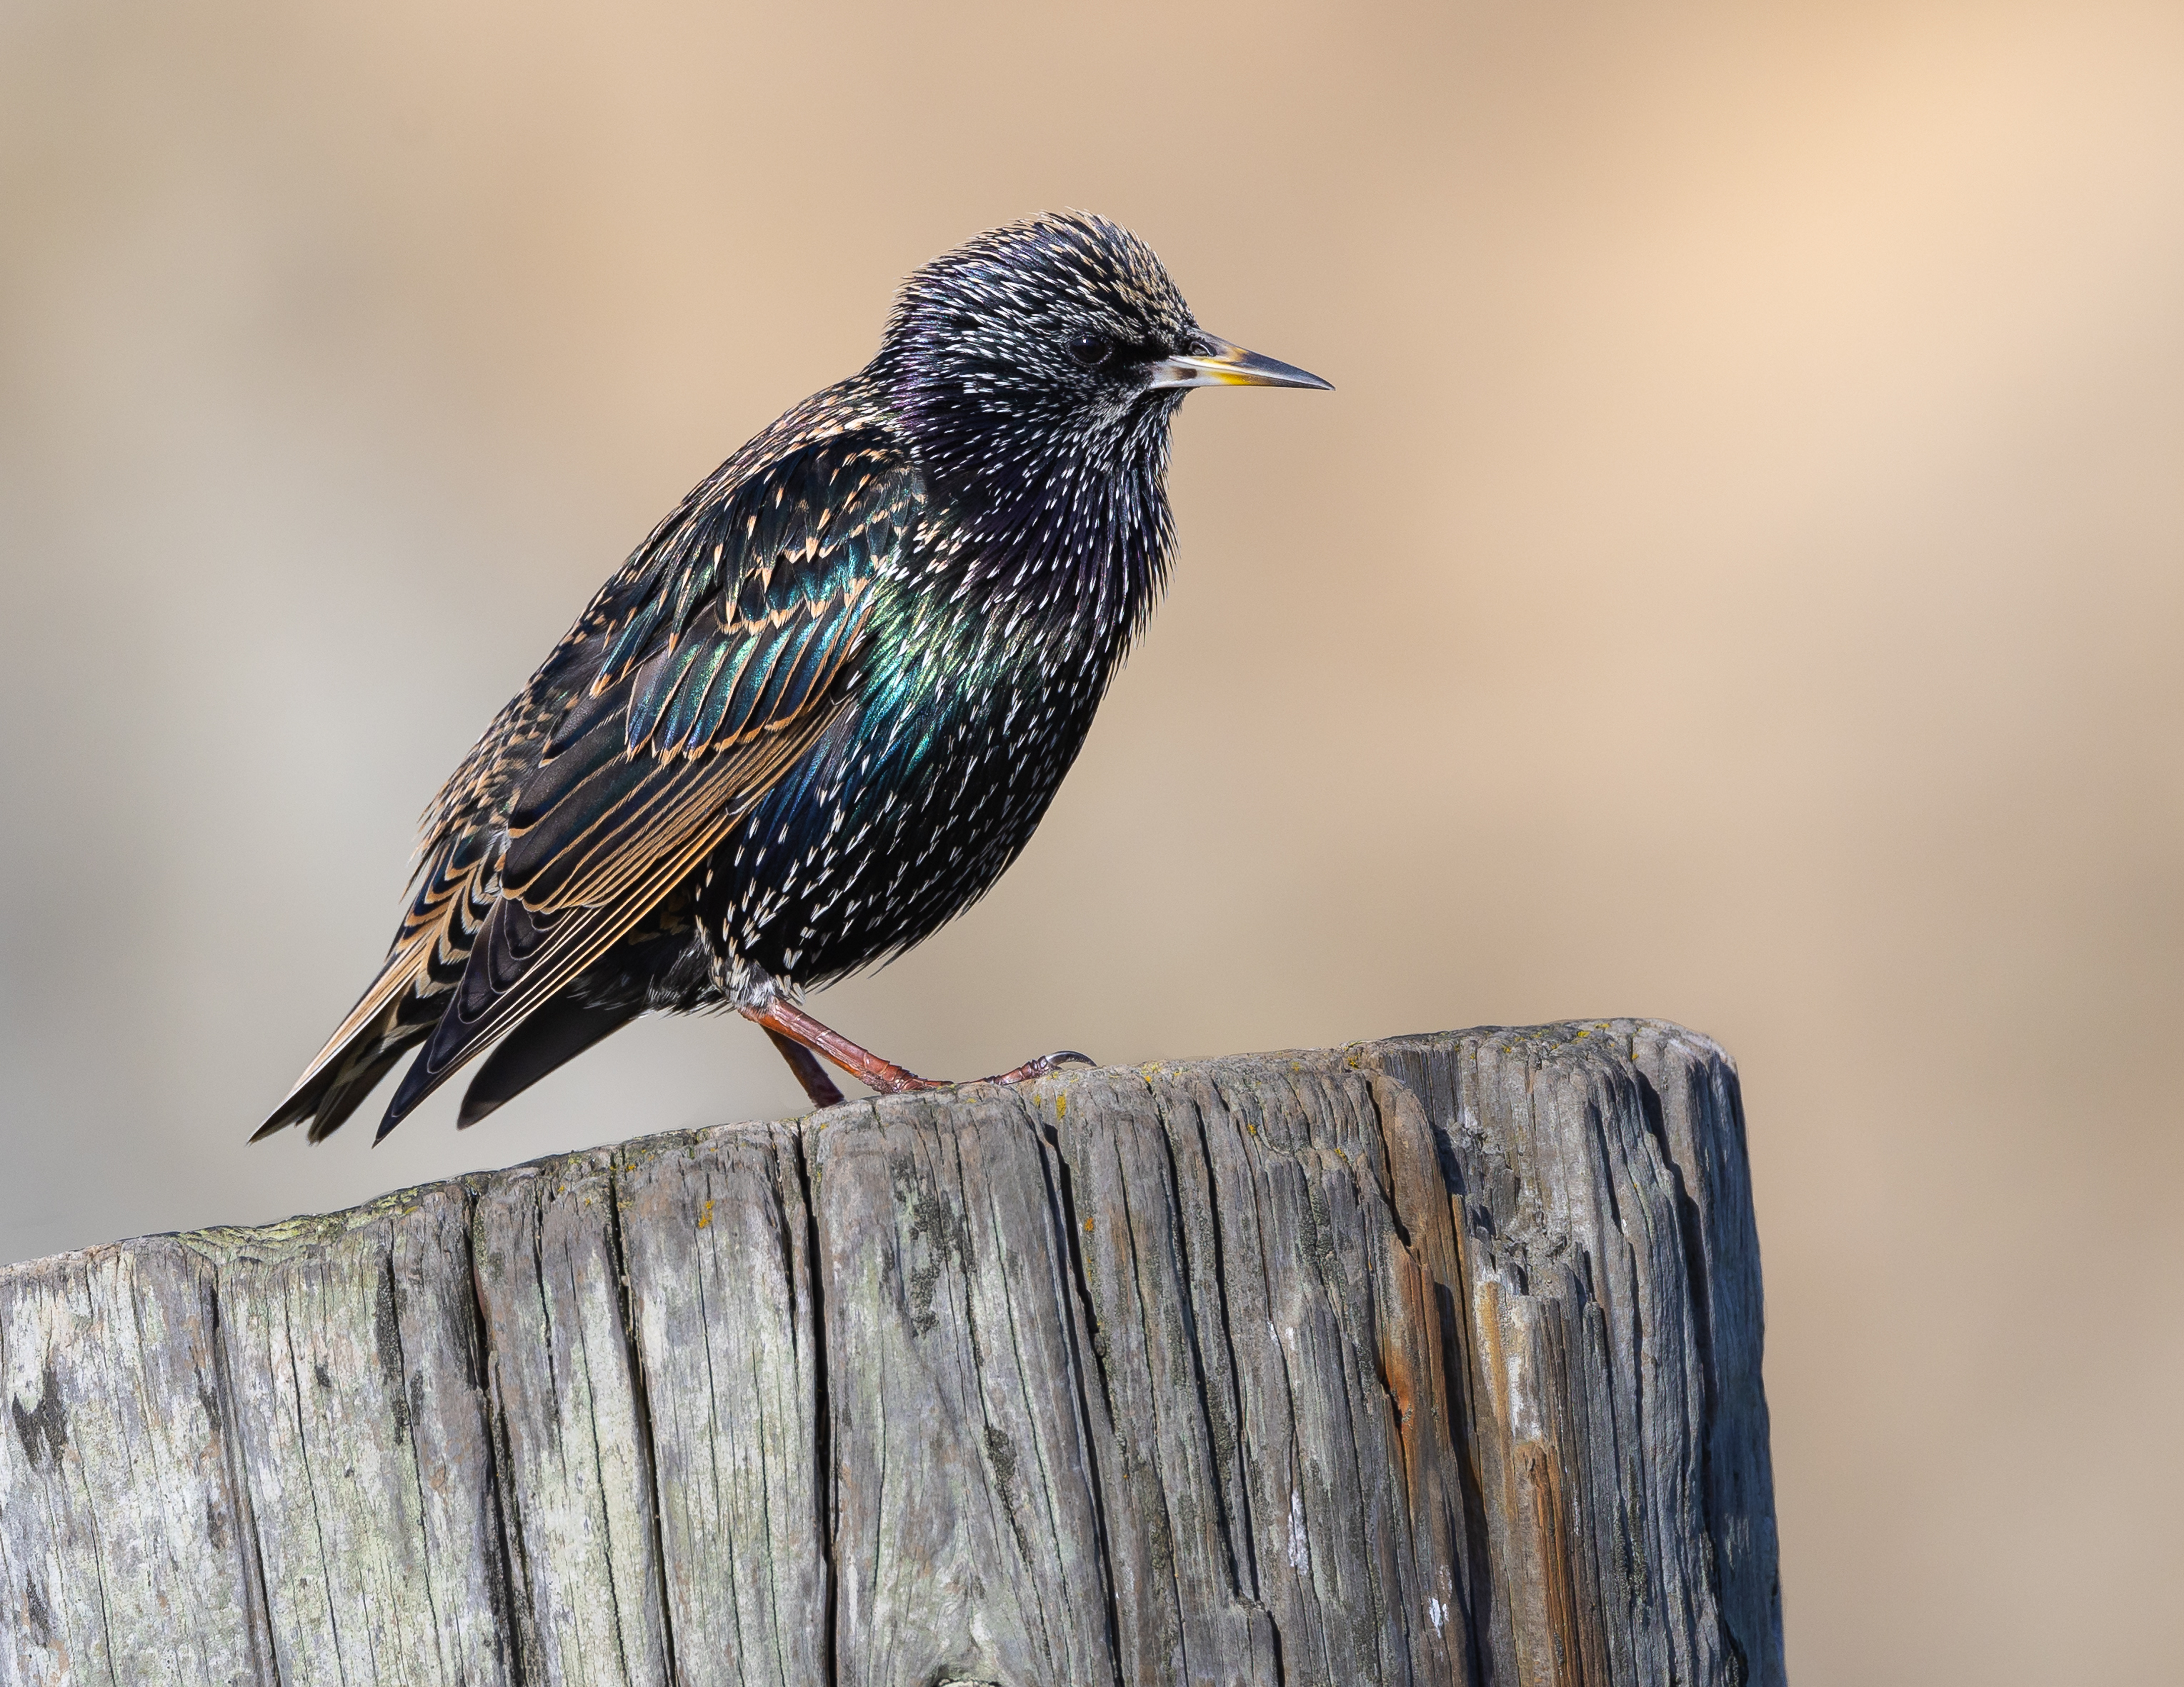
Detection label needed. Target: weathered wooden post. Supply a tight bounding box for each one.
[1,1021,1782,1686]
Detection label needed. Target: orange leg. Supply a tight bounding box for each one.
[744,996,942,1095]
[744,997,1094,1098]
[763,1026,845,1108]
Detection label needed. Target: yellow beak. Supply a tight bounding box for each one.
[1147,334,1333,391]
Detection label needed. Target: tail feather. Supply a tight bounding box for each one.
[451,996,639,1131]
[304,1043,412,1143]
[256,834,489,1142]
[252,1010,426,1142]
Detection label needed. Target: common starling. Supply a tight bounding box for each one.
[258,211,1330,1144]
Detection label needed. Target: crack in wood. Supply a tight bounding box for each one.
[0,1024,1780,1687]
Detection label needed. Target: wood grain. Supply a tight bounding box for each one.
[0,1022,1780,1686]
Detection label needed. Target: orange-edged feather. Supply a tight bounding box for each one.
[256,401,917,1143]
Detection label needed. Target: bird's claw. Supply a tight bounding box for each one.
[984,1050,1097,1086]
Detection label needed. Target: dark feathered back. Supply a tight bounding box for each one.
[259,211,1317,1143]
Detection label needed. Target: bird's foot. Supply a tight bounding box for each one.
[982,1050,1097,1085]
[749,999,1094,1101]
[745,998,944,1098]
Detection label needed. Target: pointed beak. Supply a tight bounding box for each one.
[1147,334,1333,392]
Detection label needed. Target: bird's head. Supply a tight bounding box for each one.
[876,211,1329,496]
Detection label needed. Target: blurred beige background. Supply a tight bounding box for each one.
[4,0,2180,1678]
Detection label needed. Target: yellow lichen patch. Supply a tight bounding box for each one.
[697,1198,714,1230]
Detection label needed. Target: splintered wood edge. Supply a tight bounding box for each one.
[4,1020,1733,1276]
[0,1020,1777,1687]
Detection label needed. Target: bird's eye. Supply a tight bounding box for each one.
[1067,332,1115,369]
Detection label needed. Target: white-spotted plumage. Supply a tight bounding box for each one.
[259,211,1326,1142]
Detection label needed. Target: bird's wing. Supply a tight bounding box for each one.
[257,412,921,1141]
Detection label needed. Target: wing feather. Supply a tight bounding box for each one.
[258,406,921,1142]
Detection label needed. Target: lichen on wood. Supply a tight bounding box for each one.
[1,1021,1780,1686]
